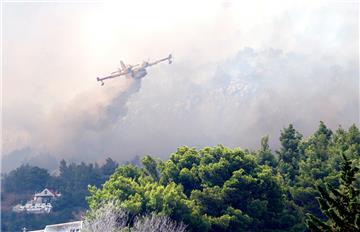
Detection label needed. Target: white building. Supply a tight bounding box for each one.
[13,188,61,214]
[25,221,83,232]
[13,202,53,214]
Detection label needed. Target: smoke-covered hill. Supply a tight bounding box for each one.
[2,47,358,171]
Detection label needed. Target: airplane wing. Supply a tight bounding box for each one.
[148,54,172,67]
[97,69,129,85]
[111,68,122,75]
[120,61,126,70]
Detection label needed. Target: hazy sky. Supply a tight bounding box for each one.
[2,0,359,168]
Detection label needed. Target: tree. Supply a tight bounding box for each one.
[88,145,304,232]
[329,124,360,185]
[142,155,160,181]
[1,158,120,232]
[292,122,334,218]
[257,136,277,168]
[133,213,187,232]
[2,164,51,193]
[277,124,303,184]
[101,157,118,178]
[82,201,128,232]
[306,154,360,232]
[82,201,187,232]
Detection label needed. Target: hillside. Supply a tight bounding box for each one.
[1,122,359,231]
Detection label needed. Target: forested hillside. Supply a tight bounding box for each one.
[87,122,359,232]
[1,158,119,231]
[2,122,359,231]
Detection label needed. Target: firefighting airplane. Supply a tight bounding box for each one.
[97,54,172,86]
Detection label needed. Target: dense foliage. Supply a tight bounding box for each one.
[88,146,304,231]
[88,123,359,232]
[306,154,360,231]
[2,122,359,232]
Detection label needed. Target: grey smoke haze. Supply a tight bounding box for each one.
[4,46,358,169]
[2,1,359,171]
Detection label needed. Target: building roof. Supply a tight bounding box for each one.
[34,188,60,198]
[28,221,83,232]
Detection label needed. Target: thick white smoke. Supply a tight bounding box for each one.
[2,1,358,171]
[37,78,142,159]
[108,47,358,158]
[2,46,358,171]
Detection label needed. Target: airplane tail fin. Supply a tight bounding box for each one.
[120,61,126,70]
[168,54,172,64]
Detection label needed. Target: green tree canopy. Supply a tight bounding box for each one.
[277,124,303,184]
[257,135,277,168]
[88,145,304,232]
[306,154,360,232]
[1,164,50,193]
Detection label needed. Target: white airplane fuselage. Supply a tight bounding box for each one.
[97,54,171,86]
[129,67,148,79]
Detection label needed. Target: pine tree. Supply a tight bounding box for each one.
[277,124,303,184]
[257,135,277,168]
[291,122,334,220]
[306,154,360,232]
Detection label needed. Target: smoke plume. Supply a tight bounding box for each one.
[2,1,358,171]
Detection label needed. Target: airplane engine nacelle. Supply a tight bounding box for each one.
[132,69,147,79]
